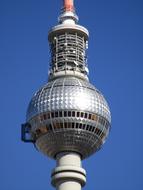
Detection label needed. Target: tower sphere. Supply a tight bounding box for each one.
[23,0,111,161]
[26,77,111,159]
[22,1,112,189]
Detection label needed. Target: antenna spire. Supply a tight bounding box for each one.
[63,0,74,12]
[59,0,78,24]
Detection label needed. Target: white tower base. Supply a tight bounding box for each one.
[51,152,86,190]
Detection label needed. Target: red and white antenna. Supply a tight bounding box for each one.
[59,0,78,24]
[63,0,74,12]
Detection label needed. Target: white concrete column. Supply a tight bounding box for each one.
[57,181,81,190]
[56,152,81,167]
[51,152,86,190]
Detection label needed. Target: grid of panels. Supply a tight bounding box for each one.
[27,77,111,123]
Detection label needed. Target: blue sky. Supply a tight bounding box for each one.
[0,0,143,189]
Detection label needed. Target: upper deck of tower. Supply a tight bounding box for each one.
[48,0,89,81]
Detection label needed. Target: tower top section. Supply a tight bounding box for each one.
[59,0,79,24]
[48,0,89,81]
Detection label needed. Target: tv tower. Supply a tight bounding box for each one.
[21,0,111,190]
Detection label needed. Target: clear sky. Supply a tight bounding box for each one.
[0,0,143,190]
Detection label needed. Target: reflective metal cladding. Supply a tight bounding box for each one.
[22,0,111,160]
[26,77,111,159]
[27,77,110,121]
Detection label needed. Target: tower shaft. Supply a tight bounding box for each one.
[51,152,86,190]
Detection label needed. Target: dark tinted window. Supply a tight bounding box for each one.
[81,112,84,118]
[72,111,75,117]
[51,112,54,118]
[55,112,58,117]
[64,111,67,117]
[76,123,79,128]
[68,111,71,117]
[85,113,88,118]
[77,112,80,117]
[59,111,63,117]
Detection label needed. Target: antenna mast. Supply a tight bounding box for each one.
[63,0,74,12]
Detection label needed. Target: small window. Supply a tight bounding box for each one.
[84,113,88,118]
[92,126,95,132]
[86,125,90,130]
[55,112,58,117]
[77,112,80,117]
[95,128,101,135]
[81,112,84,118]
[89,125,93,131]
[82,124,86,129]
[59,111,63,117]
[97,128,100,135]
[95,128,98,134]
[68,111,71,117]
[79,123,82,129]
[72,123,75,128]
[64,122,68,128]
[51,112,54,118]
[88,114,92,120]
[91,114,95,120]
[64,111,67,117]
[76,123,79,128]
[72,111,75,117]
[98,129,102,135]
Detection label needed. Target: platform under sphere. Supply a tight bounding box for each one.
[26,77,111,159]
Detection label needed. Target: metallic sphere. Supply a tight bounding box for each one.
[26,76,111,159]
